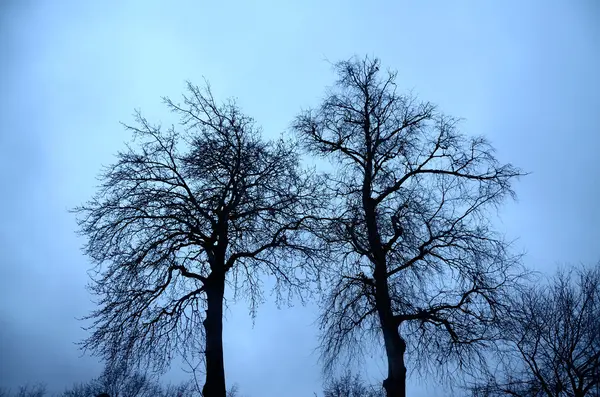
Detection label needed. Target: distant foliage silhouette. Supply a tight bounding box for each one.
[59,360,194,397]
[322,371,384,397]
[0,384,46,397]
[0,367,194,397]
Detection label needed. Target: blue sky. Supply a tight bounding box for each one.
[1,1,598,396]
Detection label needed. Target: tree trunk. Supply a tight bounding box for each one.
[375,283,407,397]
[361,137,407,396]
[380,317,407,397]
[202,273,226,397]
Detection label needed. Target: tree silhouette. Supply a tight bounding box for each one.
[293,56,526,397]
[74,81,322,397]
[322,371,384,397]
[0,384,46,397]
[469,263,600,397]
[59,361,195,397]
[89,360,159,397]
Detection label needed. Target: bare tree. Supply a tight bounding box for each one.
[293,56,526,397]
[226,384,241,397]
[322,371,384,397]
[89,360,161,397]
[161,382,197,397]
[469,263,600,397]
[74,81,322,397]
[0,384,47,397]
[60,363,196,397]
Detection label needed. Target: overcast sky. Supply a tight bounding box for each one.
[1,1,598,396]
